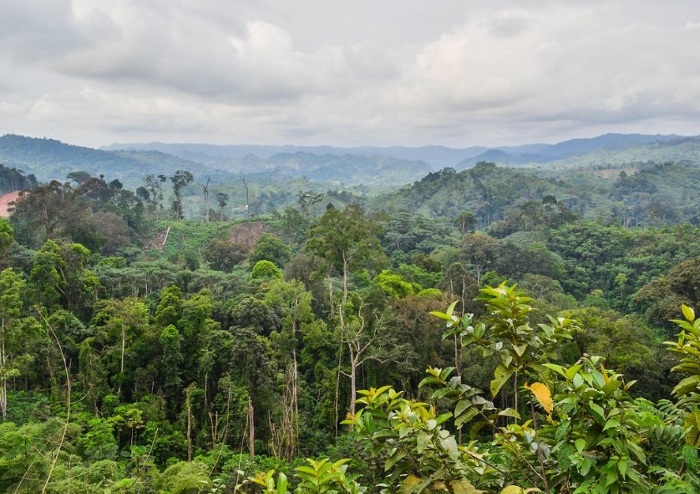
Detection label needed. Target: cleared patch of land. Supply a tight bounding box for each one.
[0,190,20,218]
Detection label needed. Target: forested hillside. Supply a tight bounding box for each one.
[0,149,699,493]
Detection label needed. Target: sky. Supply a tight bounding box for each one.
[2,1,700,149]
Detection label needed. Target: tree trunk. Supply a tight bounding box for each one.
[342,252,349,304]
[248,398,255,459]
[201,178,211,223]
[243,179,250,218]
[348,350,357,417]
[186,390,193,462]
[0,329,6,420]
[118,323,125,399]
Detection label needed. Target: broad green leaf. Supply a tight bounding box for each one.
[587,401,605,424]
[455,407,479,428]
[681,444,698,466]
[362,411,375,433]
[439,435,459,461]
[579,458,592,476]
[603,418,620,432]
[565,364,583,381]
[541,363,566,378]
[385,448,407,471]
[673,375,700,397]
[498,408,521,419]
[416,431,429,453]
[617,457,628,479]
[436,412,452,425]
[276,472,288,494]
[685,411,700,446]
[602,379,621,396]
[455,399,473,418]
[490,364,514,398]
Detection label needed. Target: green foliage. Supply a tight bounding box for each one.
[204,238,247,271]
[342,384,489,493]
[251,260,284,281]
[635,257,700,334]
[250,233,292,267]
[5,160,700,493]
[442,282,574,398]
[667,305,700,398]
[0,218,12,256]
[538,358,651,492]
[306,204,387,294]
[170,170,195,220]
[0,163,38,194]
[153,460,213,493]
[373,269,419,298]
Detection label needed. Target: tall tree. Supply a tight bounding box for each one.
[89,297,151,401]
[0,219,12,260]
[0,268,25,419]
[215,192,228,221]
[306,204,386,304]
[306,205,388,420]
[170,170,194,220]
[264,279,316,458]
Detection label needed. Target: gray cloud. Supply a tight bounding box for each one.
[1,1,699,147]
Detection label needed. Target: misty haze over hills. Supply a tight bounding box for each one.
[103,133,683,169]
[0,132,695,189]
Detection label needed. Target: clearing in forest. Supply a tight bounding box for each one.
[0,191,20,218]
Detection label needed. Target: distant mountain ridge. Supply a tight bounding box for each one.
[0,134,432,188]
[101,142,490,169]
[0,134,209,188]
[456,133,683,168]
[106,133,688,171]
[1,133,698,192]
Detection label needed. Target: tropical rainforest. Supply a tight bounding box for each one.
[0,133,699,493]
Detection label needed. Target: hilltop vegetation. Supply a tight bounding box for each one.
[0,134,699,492]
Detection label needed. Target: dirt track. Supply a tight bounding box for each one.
[0,191,20,218]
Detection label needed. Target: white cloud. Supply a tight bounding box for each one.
[1,0,700,147]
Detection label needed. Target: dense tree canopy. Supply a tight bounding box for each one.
[0,164,698,492]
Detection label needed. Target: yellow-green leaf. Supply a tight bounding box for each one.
[500,486,528,494]
[449,478,485,493]
[682,304,695,323]
[524,382,554,416]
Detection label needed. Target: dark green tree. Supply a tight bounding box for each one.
[0,268,28,419]
[170,170,194,220]
[250,234,291,268]
[306,204,386,303]
[215,191,229,221]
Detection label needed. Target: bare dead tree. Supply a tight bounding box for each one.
[201,177,211,223]
[242,179,250,218]
[339,301,389,417]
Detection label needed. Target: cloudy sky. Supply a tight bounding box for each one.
[2,1,700,148]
